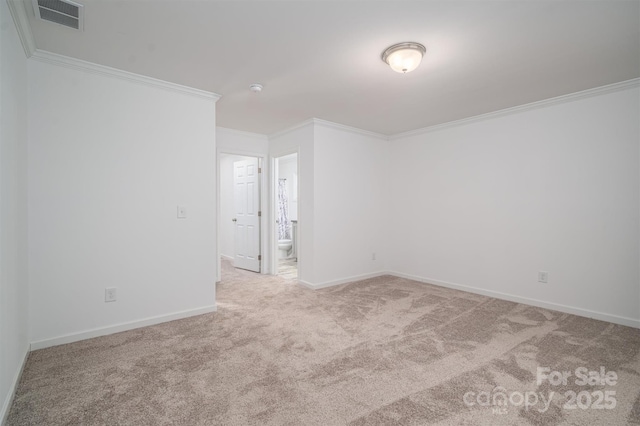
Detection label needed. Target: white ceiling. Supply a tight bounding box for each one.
[24,0,640,135]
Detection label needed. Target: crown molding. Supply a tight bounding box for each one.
[30,49,221,102]
[269,118,388,141]
[6,0,36,58]
[312,118,388,141]
[390,78,640,141]
[217,126,268,140]
[268,119,316,140]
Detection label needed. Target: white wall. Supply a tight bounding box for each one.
[312,124,388,286]
[388,86,640,326]
[269,120,389,288]
[28,59,218,347]
[217,127,268,156]
[0,0,29,420]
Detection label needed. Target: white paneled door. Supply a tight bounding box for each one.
[233,158,261,272]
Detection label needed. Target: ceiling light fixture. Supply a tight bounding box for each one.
[249,83,263,93]
[381,42,426,73]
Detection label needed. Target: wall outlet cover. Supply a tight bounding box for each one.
[105,287,117,302]
[538,271,549,283]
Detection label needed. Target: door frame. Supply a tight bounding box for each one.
[216,148,270,282]
[270,149,300,277]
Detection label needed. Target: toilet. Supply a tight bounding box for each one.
[278,239,292,259]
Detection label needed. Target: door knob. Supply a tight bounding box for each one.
[232,218,237,222]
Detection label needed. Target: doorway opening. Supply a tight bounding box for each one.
[219,153,262,273]
[274,153,298,279]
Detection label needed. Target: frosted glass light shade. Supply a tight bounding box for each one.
[381,42,426,73]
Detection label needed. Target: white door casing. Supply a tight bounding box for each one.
[233,158,260,272]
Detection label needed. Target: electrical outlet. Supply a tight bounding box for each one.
[372,252,376,261]
[105,287,117,302]
[538,271,548,283]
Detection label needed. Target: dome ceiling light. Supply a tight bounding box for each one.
[381,42,426,73]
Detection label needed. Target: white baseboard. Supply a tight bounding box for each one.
[30,305,218,350]
[387,270,640,329]
[220,254,234,262]
[297,268,639,328]
[298,271,388,290]
[1,343,30,425]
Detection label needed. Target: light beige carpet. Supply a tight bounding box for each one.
[7,260,640,425]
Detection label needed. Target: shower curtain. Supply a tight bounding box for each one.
[277,178,291,240]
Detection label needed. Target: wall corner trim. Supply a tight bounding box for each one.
[30,305,218,350]
[29,49,222,101]
[6,0,37,58]
[0,342,30,424]
[389,78,640,141]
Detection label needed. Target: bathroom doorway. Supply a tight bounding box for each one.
[274,153,298,279]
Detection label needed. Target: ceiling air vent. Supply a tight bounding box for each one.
[33,0,84,30]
